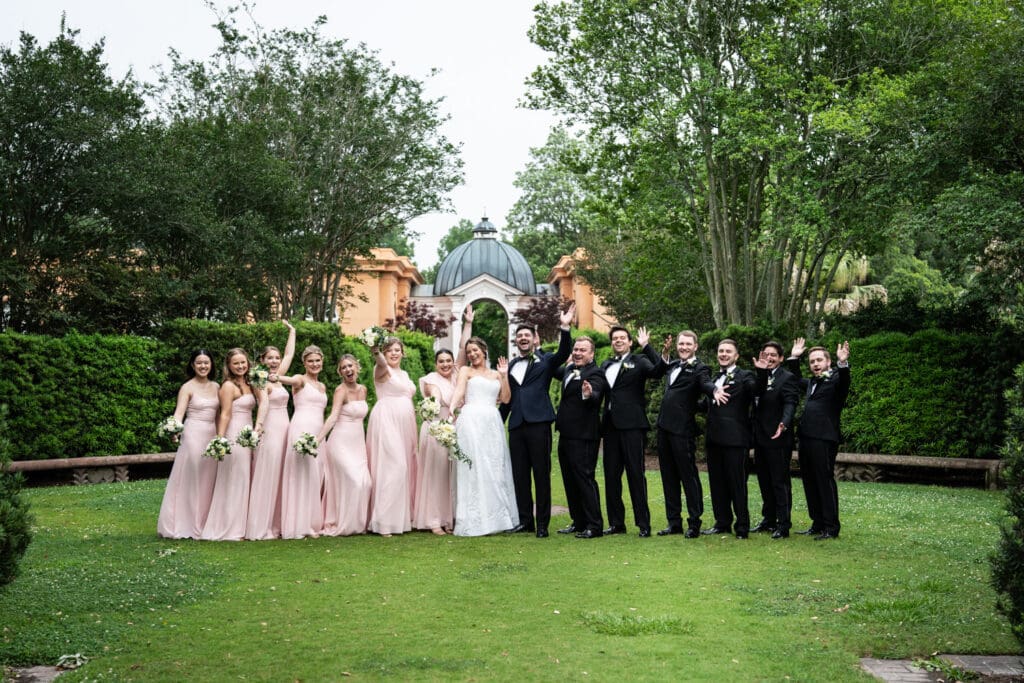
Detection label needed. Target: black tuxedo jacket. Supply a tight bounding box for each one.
[787,359,850,443]
[752,366,799,450]
[554,362,608,441]
[600,352,655,432]
[643,345,716,437]
[705,367,756,448]
[502,328,572,429]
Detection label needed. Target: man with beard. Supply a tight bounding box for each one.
[750,341,800,539]
[502,302,576,538]
[554,336,608,538]
[600,326,657,537]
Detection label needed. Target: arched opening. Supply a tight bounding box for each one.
[464,298,510,365]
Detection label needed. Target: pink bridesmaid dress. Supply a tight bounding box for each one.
[412,372,456,531]
[245,386,290,540]
[280,385,327,539]
[366,367,417,535]
[322,400,372,536]
[157,394,219,539]
[200,393,255,541]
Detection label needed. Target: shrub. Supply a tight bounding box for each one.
[991,363,1024,649]
[0,404,33,586]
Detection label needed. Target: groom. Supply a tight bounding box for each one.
[502,302,576,538]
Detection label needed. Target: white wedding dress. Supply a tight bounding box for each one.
[453,376,519,536]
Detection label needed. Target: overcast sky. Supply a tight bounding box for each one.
[1,0,559,271]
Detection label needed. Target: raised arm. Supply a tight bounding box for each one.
[278,320,297,375]
[455,304,474,368]
[373,347,390,383]
[496,357,511,404]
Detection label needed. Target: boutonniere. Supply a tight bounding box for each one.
[623,360,635,369]
[726,370,736,384]
[818,369,833,380]
[767,375,775,391]
[686,358,697,367]
[570,368,581,381]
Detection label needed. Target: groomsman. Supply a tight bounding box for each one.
[703,339,756,538]
[643,329,716,538]
[750,341,800,539]
[787,339,851,540]
[600,326,656,537]
[502,303,576,538]
[554,336,608,538]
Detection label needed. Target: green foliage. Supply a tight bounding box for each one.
[992,363,1024,649]
[0,321,433,461]
[467,301,511,363]
[0,404,32,586]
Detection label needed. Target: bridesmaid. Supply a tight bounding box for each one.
[366,336,418,537]
[319,354,372,536]
[412,349,458,535]
[245,320,297,540]
[201,348,266,541]
[278,345,328,539]
[157,349,220,539]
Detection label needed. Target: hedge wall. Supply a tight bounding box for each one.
[1,321,433,461]
[2,321,1020,461]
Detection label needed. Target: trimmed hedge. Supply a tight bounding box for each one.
[0,321,433,461]
[991,363,1024,647]
[0,404,33,585]
[2,320,1020,461]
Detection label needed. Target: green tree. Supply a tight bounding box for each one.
[992,363,1024,647]
[158,8,462,321]
[525,0,959,330]
[0,22,146,333]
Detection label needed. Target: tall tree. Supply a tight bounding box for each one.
[525,0,951,329]
[0,22,146,333]
[157,8,462,321]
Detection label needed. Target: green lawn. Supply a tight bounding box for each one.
[0,474,1016,682]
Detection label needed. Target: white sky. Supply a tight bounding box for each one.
[1,0,559,272]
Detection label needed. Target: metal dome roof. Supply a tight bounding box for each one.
[433,217,537,295]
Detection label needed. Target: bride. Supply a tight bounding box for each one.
[449,336,519,536]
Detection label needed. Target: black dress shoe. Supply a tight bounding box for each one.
[735,532,748,539]
[603,525,626,535]
[813,532,838,541]
[795,526,820,535]
[638,528,651,538]
[750,520,776,533]
[701,526,729,535]
[556,525,577,535]
[771,529,789,539]
[536,528,549,538]
[684,528,700,539]
[657,526,684,536]
[506,522,535,534]
[574,529,603,539]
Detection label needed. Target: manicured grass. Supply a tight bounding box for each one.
[0,475,1016,681]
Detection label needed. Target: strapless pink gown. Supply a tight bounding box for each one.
[280,385,327,539]
[366,367,417,535]
[323,400,372,536]
[157,394,219,539]
[413,372,455,531]
[200,393,254,541]
[245,386,290,540]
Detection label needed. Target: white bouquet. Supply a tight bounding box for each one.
[293,432,319,457]
[428,420,471,468]
[247,363,270,389]
[157,416,184,440]
[203,436,232,461]
[359,326,390,349]
[235,425,260,449]
[417,395,441,422]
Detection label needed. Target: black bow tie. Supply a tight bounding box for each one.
[614,355,626,363]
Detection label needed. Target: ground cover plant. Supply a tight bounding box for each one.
[0,476,1016,681]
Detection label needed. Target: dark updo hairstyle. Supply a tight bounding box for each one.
[186,349,214,378]
[434,348,455,362]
